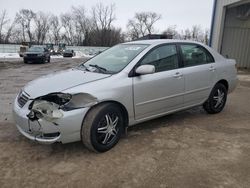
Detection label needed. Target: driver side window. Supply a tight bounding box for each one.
[140,44,179,72]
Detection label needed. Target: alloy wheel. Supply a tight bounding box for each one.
[213,89,225,109]
[97,113,119,145]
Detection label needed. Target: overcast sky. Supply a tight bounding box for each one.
[1,0,214,32]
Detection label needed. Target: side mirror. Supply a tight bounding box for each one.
[135,65,155,75]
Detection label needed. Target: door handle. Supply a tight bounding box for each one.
[173,72,183,78]
[209,66,216,71]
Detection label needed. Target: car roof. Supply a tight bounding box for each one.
[123,39,203,46]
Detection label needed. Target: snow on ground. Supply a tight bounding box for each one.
[0,51,94,59]
[73,51,94,59]
[82,54,95,59]
[0,53,20,58]
[51,55,63,59]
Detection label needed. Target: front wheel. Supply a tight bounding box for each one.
[203,83,228,114]
[81,103,124,152]
[42,57,46,64]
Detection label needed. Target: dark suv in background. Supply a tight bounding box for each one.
[63,49,75,58]
[23,46,50,64]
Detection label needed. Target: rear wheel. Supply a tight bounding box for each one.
[203,83,227,114]
[81,103,124,152]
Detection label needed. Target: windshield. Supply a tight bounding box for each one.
[80,44,148,74]
[28,47,44,52]
[65,49,72,52]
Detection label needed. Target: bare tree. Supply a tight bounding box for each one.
[126,19,141,40]
[34,12,51,44]
[4,20,15,43]
[184,28,192,40]
[72,6,90,45]
[91,3,117,46]
[163,25,179,39]
[59,3,119,46]
[0,10,16,44]
[15,9,36,42]
[0,4,125,46]
[204,29,209,45]
[9,26,23,43]
[92,3,115,31]
[0,10,9,43]
[61,12,79,45]
[127,12,161,40]
[49,15,61,45]
[191,25,204,41]
[162,25,209,43]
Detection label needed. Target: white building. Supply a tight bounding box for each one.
[210,0,250,68]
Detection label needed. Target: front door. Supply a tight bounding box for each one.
[133,44,185,120]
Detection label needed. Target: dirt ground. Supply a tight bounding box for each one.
[0,58,250,188]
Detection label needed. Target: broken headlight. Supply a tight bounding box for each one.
[33,93,72,107]
[28,100,63,122]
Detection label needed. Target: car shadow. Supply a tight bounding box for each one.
[128,106,206,132]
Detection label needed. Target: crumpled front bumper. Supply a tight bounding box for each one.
[15,123,61,144]
[13,96,89,144]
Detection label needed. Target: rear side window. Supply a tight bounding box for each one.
[180,44,214,67]
[140,44,179,72]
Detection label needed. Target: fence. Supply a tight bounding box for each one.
[0,44,108,53]
[0,44,20,53]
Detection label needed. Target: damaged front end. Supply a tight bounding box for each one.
[13,92,99,144]
[27,92,98,123]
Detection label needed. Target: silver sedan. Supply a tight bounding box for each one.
[13,40,238,152]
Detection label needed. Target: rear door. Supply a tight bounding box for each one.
[179,44,216,107]
[133,44,185,120]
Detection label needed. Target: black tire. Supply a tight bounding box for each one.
[81,103,124,153]
[24,60,28,64]
[47,56,51,63]
[42,57,46,64]
[203,83,228,114]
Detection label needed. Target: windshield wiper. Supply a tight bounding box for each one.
[89,64,107,73]
[78,64,91,72]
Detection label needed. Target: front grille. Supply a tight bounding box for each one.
[27,54,37,57]
[17,91,29,108]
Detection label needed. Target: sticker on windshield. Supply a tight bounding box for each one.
[125,47,142,51]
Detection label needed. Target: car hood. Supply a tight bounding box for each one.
[23,68,111,98]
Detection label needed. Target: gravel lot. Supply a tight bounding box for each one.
[0,58,250,188]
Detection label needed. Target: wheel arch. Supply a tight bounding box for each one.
[216,79,229,91]
[101,100,129,128]
[84,100,129,128]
